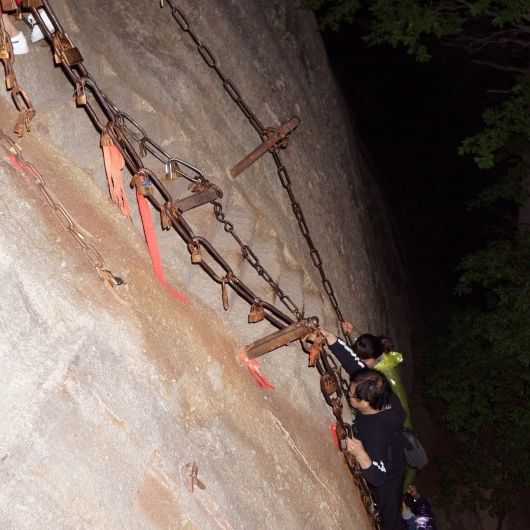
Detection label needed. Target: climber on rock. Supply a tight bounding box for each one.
[342,320,417,490]
[320,326,406,530]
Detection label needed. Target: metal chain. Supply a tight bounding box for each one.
[163,3,380,524]
[33,0,298,332]
[0,11,36,137]
[165,0,352,348]
[0,131,123,289]
[5,2,376,525]
[211,201,303,320]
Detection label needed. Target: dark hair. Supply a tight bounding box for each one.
[378,335,394,353]
[350,368,392,410]
[353,333,383,360]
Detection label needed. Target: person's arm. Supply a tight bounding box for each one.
[345,434,393,487]
[345,437,372,469]
[320,327,365,376]
[341,320,360,339]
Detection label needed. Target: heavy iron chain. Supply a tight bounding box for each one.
[211,201,303,320]
[114,108,304,319]
[316,353,381,529]
[0,7,36,137]
[31,0,300,333]
[163,3,378,526]
[165,0,353,349]
[0,131,123,289]
[10,3,377,526]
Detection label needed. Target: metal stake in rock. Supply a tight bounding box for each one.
[229,116,300,178]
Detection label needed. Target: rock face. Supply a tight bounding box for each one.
[0,1,412,528]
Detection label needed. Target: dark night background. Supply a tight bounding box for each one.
[319,23,510,323]
[316,13,527,520]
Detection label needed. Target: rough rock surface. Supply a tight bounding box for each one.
[0,0,412,528]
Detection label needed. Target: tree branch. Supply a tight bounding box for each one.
[471,60,528,73]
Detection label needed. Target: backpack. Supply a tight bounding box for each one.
[402,428,428,470]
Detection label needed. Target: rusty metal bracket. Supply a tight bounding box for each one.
[229,116,299,178]
[185,462,206,493]
[174,183,222,212]
[244,316,319,360]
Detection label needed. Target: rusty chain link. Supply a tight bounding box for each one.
[0,6,36,137]
[165,0,352,349]
[0,131,123,289]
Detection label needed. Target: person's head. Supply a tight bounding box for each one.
[379,335,394,353]
[352,334,383,368]
[407,483,421,500]
[348,368,392,413]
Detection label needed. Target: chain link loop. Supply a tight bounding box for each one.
[0,131,116,285]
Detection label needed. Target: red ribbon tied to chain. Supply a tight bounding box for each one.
[236,346,275,389]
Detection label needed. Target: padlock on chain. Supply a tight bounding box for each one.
[188,241,202,264]
[248,299,265,323]
[5,73,14,90]
[52,32,83,67]
[20,0,44,7]
[0,33,10,61]
[165,159,181,180]
[131,173,152,197]
[0,0,18,11]
[160,203,173,231]
[75,83,86,106]
[4,61,15,90]
[300,331,317,353]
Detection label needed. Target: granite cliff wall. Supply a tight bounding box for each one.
[0,1,412,528]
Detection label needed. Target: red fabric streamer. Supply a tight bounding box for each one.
[331,422,341,450]
[135,187,188,303]
[236,347,275,389]
[101,133,132,219]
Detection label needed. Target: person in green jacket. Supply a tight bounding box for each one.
[341,321,416,490]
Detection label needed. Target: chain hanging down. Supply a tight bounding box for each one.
[0,7,36,137]
[164,0,353,348]
[0,131,124,292]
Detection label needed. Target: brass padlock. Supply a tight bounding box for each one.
[160,203,172,231]
[5,73,14,90]
[75,85,86,106]
[188,241,202,264]
[131,173,151,197]
[21,0,44,7]
[0,37,10,61]
[165,159,180,180]
[0,0,18,11]
[52,32,83,66]
[248,300,265,323]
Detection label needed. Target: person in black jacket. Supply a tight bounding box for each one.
[320,327,406,530]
